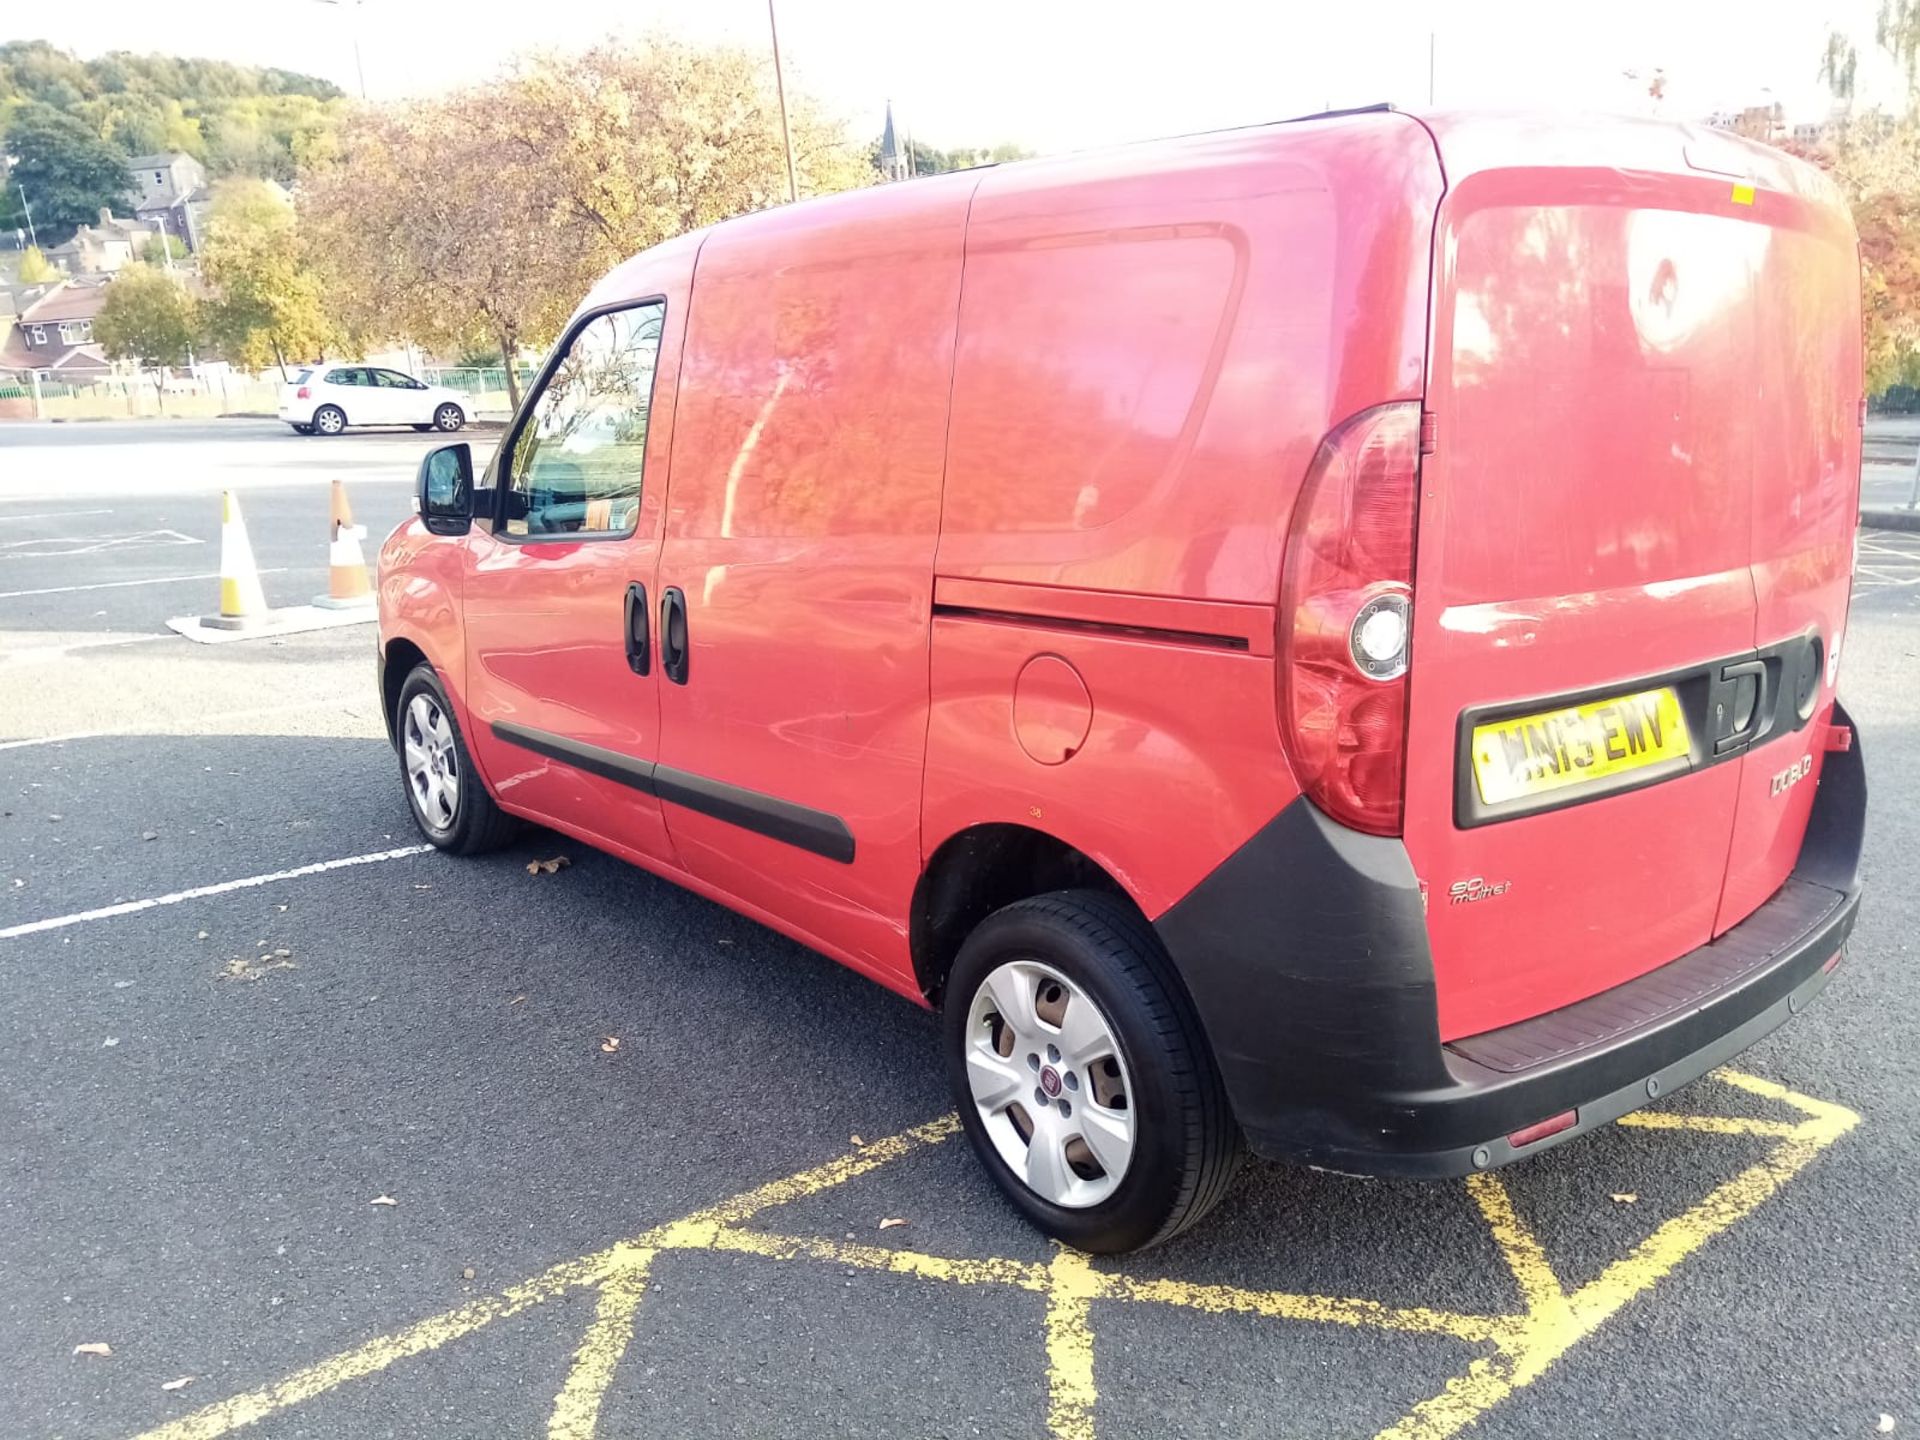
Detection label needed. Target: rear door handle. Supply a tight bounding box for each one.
[660,586,689,685]
[1713,658,1776,755]
[623,582,649,676]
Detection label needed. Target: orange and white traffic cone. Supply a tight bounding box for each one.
[202,489,270,631]
[313,478,373,609]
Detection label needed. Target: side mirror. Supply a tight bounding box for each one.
[418,443,474,535]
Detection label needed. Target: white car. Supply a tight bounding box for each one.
[279,365,470,436]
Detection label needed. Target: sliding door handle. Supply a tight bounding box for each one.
[660,586,689,685]
[623,582,649,676]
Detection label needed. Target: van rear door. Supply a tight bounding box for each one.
[1399,121,1851,1042]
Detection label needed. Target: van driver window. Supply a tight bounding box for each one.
[504,303,665,539]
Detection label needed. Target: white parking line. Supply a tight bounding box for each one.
[0,568,288,600]
[0,510,114,522]
[0,529,201,560]
[0,845,433,941]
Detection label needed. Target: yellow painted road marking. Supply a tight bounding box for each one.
[1614,1111,1799,1138]
[1096,1272,1501,1343]
[1043,1247,1100,1440]
[546,1249,655,1440]
[129,1071,1859,1440]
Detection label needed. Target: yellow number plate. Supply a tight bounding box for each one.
[1471,686,1691,807]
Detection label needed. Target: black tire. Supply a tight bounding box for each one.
[943,889,1242,1253]
[313,404,347,436]
[434,403,465,433]
[394,663,518,855]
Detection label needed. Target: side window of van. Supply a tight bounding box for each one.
[504,303,665,538]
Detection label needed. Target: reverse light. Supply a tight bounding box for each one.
[1278,402,1422,835]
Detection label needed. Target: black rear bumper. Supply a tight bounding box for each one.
[1153,700,1865,1177]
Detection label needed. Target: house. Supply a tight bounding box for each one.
[128,152,211,251]
[43,208,164,276]
[0,276,115,380]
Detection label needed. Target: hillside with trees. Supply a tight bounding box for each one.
[0,41,344,240]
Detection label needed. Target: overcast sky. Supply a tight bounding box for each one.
[7,0,1898,153]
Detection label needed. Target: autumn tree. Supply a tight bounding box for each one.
[198,180,334,377]
[95,264,199,410]
[297,37,871,406]
[1814,13,1920,389]
[16,245,57,283]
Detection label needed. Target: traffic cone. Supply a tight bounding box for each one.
[201,490,270,631]
[313,478,374,609]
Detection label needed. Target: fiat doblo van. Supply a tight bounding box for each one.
[380,108,1865,1253]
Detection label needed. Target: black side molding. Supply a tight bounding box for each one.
[488,721,855,864]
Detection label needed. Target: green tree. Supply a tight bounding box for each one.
[95,264,198,410]
[16,245,58,283]
[138,232,187,264]
[198,180,333,377]
[2,103,134,242]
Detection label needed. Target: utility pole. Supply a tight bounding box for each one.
[17,184,37,250]
[152,211,176,273]
[768,0,799,203]
[311,0,368,99]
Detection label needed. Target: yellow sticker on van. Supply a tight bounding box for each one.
[1471,686,1691,807]
[1731,183,1756,206]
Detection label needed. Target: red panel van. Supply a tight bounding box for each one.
[379,109,1865,1253]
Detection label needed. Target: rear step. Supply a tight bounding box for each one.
[1448,877,1849,1075]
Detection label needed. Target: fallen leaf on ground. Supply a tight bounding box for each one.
[72,1343,111,1357]
[1608,1192,1638,1204]
[878,1217,908,1230]
[509,995,526,1007]
[101,1037,119,1048]
[849,1135,865,1147]
[462,1267,476,1281]
[601,1036,621,1054]
[161,1376,193,1392]
[140,831,158,841]
[196,931,208,940]
[526,856,571,876]
[370,1195,397,1207]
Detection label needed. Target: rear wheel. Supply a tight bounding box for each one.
[434,403,465,432]
[395,664,518,854]
[313,404,346,436]
[944,890,1242,1252]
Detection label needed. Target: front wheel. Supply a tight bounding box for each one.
[944,890,1242,1253]
[433,403,465,432]
[394,664,518,854]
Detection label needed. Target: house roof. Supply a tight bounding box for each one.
[127,152,195,171]
[51,343,110,373]
[20,279,112,325]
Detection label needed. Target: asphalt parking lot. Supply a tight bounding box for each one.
[1,419,1916,1440]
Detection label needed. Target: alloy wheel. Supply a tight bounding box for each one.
[403,693,461,831]
[963,959,1135,1207]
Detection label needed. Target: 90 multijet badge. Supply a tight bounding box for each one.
[1448,876,1513,906]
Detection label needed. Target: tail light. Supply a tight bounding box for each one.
[296,385,310,399]
[1278,402,1421,835]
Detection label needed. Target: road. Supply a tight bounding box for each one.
[0,421,1915,1440]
